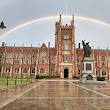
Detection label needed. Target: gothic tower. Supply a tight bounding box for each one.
[55,15,77,78]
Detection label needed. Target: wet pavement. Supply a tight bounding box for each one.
[0,80,110,110]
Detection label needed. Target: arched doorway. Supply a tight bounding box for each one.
[64,69,68,78]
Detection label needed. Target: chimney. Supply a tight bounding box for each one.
[48,42,50,48]
[71,15,74,26]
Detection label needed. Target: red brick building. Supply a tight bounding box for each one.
[0,15,110,79]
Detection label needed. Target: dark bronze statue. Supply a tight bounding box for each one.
[0,21,6,29]
[82,40,91,57]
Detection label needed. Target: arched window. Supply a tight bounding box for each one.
[40,68,45,73]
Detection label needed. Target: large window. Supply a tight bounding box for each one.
[14,53,20,64]
[64,35,69,39]
[77,57,79,63]
[14,68,19,73]
[0,68,2,72]
[23,54,29,64]
[101,56,106,67]
[101,56,105,62]
[0,54,2,63]
[102,62,105,67]
[6,68,10,73]
[62,55,70,62]
[32,68,35,73]
[102,71,106,75]
[94,56,97,61]
[40,68,45,73]
[40,52,46,64]
[50,69,54,73]
[32,54,37,64]
[23,68,28,73]
[96,71,98,76]
[64,44,69,50]
[6,53,12,64]
[51,56,55,64]
[78,69,80,74]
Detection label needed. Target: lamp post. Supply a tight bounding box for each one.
[15,69,18,86]
[6,69,9,87]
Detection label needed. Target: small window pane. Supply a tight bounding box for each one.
[64,35,69,39]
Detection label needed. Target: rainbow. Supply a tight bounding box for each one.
[1,15,110,39]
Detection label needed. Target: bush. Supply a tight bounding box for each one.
[36,76,60,79]
[97,77,105,81]
[73,76,80,79]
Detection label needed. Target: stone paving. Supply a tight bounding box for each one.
[0,80,110,110]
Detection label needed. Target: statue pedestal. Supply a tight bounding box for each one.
[80,57,97,83]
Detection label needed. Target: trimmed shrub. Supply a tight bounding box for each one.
[73,76,80,79]
[97,77,105,81]
[36,76,60,79]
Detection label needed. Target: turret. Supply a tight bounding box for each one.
[59,14,62,26]
[71,15,74,26]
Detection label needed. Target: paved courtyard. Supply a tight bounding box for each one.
[0,80,110,110]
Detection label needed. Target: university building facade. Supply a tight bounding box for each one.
[0,15,110,79]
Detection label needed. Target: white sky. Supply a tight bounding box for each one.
[0,0,110,49]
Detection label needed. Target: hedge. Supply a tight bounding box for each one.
[36,76,60,79]
[73,76,80,79]
[97,77,105,81]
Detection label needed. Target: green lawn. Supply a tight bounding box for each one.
[0,77,35,88]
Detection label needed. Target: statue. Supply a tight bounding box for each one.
[82,40,91,57]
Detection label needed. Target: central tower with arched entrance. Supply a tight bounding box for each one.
[55,15,77,78]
